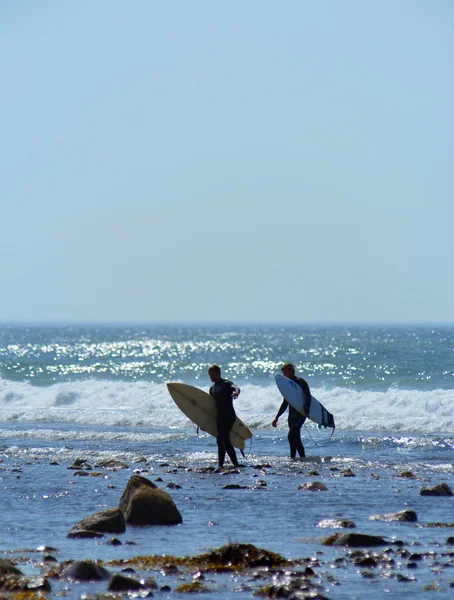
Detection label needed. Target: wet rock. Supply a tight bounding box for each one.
[195,466,216,473]
[68,508,125,538]
[447,536,454,545]
[200,542,291,569]
[317,518,356,528]
[0,558,22,576]
[324,533,388,547]
[43,555,59,564]
[369,510,417,522]
[255,579,328,598]
[340,469,356,477]
[119,475,183,525]
[95,459,130,469]
[396,471,417,479]
[68,458,92,470]
[107,573,146,592]
[166,482,182,489]
[223,484,247,489]
[0,574,51,592]
[74,470,90,476]
[298,482,328,491]
[106,538,123,546]
[354,556,377,567]
[421,483,453,496]
[175,581,209,593]
[67,530,105,539]
[62,560,110,581]
[37,545,59,553]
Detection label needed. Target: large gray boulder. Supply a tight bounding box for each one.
[0,558,22,575]
[369,510,417,522]
[68,508,125,538]
[62,560,110,582]
[324,533,388,547]
[420,483,453,496]
[119,475,182,525]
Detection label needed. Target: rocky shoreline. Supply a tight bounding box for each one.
[1,458,454,599]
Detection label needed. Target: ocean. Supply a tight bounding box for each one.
[1,324,453,598]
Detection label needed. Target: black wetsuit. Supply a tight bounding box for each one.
[275,376,311,459]
[209,378,240,467]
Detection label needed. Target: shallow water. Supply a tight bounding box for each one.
[1,324,454,598]
[1,423,454,599]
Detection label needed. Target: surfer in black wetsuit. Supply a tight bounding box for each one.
[208,364,240,468]
[272,363,311,459]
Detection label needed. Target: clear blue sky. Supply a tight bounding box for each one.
[1,1,453,323]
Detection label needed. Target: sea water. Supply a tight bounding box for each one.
[1,324,453,598]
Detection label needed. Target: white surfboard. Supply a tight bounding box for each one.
[275,374,335,431]
[166,382,253,451]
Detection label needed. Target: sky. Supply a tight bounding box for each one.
[1,0,453,324]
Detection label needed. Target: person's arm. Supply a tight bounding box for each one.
[297,378,311,414]
[272,398,288,426]
[226,380,240,399]
[231,383,240,399]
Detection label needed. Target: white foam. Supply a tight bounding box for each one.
[1,378,453,434]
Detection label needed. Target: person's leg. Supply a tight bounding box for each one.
[225,439,238,466]
[296,429,305,457]
[287,428,298,459]
[218,417,238,466]
[288,413,305,458]
[216,436,226,467]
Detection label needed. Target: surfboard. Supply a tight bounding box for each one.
[275,374,335,431]
[166,382,253,451]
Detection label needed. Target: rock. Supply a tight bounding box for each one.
[323,533,388,547]
[67,458,92,470]
[421,483,453,496]
[68,508,125,538]
[200,543,291,569]
[223,484,247,489]
[62,560,110,581]
[340,469,356,477]
[0,574,51,593]
[175,581,209,593]
[317,518,356,528]
[254,580,328,599]
[107,573,146,592]
[166,482,182,489]
[107,538,123,546]
[369,510,417,522]
[0,558,22,575]
[67,530,105,539]
[447,536,454,545]
[119,475,183,525]
[37,545,58,553]
[396,471,417,479]
[298,481,328,491]
[94,459,130,469]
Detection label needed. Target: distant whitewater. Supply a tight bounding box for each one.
[1,323,453,434]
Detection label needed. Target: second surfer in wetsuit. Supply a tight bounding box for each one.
[272,362,311,459]
[208,364,240,468]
